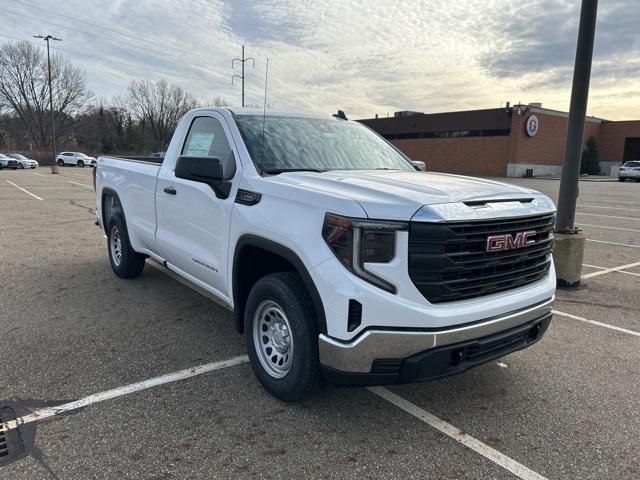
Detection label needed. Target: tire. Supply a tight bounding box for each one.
[57,159,64,166]
[77,160,85,167]
[19,163,24,169]
[244,272,320,402]
[107,213,146,279]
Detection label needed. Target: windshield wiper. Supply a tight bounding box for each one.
[262,168,326,175]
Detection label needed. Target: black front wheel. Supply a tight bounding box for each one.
[57,159,64,166]
[107,213,146,279]
[244,272,320,402]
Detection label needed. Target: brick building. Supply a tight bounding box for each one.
[358,104,640,177]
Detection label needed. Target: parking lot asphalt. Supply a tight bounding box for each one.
[1,168,639,479]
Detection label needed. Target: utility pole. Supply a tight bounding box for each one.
[552,0,598,286]
[34,34,62,174]
[232,45,254,107]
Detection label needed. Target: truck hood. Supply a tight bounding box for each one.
[270,170,549,220]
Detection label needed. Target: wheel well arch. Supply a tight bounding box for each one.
[101,188,124,230]
[232,235,327,335]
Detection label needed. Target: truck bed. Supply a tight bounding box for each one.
[97,155,162,255]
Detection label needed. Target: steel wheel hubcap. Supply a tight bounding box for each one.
[253,300,294,378]
[110,226,122,266]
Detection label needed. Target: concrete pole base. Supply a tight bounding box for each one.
[552,232,585,288]
[50,165,60,174]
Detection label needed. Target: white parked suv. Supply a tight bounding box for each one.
[618,161,640,182]
[0,153,19,169]
[8,154,38,169]
[56,152,96,167]
[95,108,556,401]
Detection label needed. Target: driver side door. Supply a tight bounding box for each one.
[156,114,238,301]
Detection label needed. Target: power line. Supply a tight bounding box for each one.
[0,33,224,85]
[4,1,328,113]
[1,32,264,108]
[1,37,323,112]
[0,7,229,70]
[8,0,221,63]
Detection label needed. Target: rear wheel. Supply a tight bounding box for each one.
[107,213,146,278]
[245,272,320,402]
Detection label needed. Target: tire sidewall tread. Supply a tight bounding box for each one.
[107,213,145,279]
[244,272,320,402]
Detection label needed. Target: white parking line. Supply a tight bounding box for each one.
[589,199,640,205]
[68,180,93,189]
[368,387,548,480]
[1,355,249,432]
[583,263,640,277]
[5,180,44,201]
[586,239,640,249]
[581,261,640,279]
[553,310,640,337]
[577,212,639,221]
[578,204,630,211]
[579,223,640,234]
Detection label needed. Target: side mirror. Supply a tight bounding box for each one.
[175,156,231,199]
[412,160,427,172]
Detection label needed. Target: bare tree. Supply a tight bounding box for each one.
[0,41,91,150]
[205,96,230,107]
[127,79,198,150]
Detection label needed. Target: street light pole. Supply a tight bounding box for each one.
[552,0,598,286]
[34,34,62,174]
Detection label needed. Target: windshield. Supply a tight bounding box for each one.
[234,115,416,173]
[77,153,90,157]
[623,161,640,167]
[11,154,26,160]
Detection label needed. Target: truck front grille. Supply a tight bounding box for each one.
[408,213,554,303]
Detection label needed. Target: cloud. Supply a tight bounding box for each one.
[479,0,640,83]
[2,0,639,120]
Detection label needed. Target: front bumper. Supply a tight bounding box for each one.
[319,297,553,385]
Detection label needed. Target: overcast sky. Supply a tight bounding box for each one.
[2,0,639,119]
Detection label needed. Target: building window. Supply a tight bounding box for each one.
[383,129,510,140]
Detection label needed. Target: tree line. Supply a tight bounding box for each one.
[0,40,229,163]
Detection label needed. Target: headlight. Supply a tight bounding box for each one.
[322,213,406,293]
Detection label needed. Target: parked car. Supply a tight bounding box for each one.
[95,107,556,402]
[150,152,166,158]
[618,161,640,182]
[8,154,38,169]
[0,153,19,170]
[56,152,97,167]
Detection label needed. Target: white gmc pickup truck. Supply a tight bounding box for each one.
[94,107,556,401]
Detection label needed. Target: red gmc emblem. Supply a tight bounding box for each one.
[486,231,536,252]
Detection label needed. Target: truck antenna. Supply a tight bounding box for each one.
[260,58,269,165]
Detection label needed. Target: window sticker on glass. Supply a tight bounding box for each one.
[185,132,215,156]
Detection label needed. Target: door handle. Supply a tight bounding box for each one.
[163,186,177,195]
